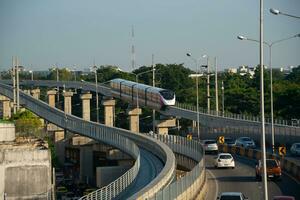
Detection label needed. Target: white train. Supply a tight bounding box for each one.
[110,78,176,109]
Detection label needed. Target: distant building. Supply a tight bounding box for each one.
[226,68,237,74]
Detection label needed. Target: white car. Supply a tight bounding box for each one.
[290,143,300,156]
[214,153,235,169]
[235,137,256,149]
[202,139,218,153]
[217,192,248,200]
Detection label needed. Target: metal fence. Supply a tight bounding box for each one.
[175,101,300,127]
[79,151,140,200]
[147,134,206,200]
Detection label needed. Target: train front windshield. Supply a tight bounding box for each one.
[159,90,174,100]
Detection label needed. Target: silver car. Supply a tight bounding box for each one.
[202,139,218,153]
[235,137,256,149]
[290,143,300,156]
[217,192,248,200]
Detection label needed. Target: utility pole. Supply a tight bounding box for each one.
[131,26,135,70]
[152,54,156,132]
[56,66,59,107]
[16,57,20,111]
[215,57,219,114]
[207,57,210,112]
[95,66,99,123]
[222,81,224,116]
[12,56,16,114]
[260,0,268,199]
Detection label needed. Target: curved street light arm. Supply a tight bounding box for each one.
[270,8,300,19]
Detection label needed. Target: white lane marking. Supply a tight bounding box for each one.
[207,169,219,200]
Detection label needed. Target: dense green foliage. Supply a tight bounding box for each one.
[12,110,43,137]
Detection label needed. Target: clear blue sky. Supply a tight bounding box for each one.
[0,0,299,71]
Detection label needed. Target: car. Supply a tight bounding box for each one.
[224,137,236,147]
[235,137,256,148]
[202,139,218,153]
[290,143,300,156]
[273,196,295,200]
[217,192,248,200]
[255,159,281,180]
[214,153,235,169]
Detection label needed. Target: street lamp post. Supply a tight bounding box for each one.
[186,53,206,141]
[12,56,16,114]
[16,57,20,111]
[259,1,268,199]
[221,81,224,116]
[29,70,33,81]
[152,54,156,133]
[237,33,300,154]
[93,65,99,123]
[215,57,219,115]
[55,67,59,106]
[206,56,210,112]
[270,8,300,19]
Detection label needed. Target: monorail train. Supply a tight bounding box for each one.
[110,78,176,109]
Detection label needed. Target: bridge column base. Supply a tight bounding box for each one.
[155,118,176,135]
[63,91,73,115]
[47,90,57,108]
[102,98,115,126]
[54,130,66,165]
[0,95,11,119]
[127,107,142,133]
[31,89,40,99]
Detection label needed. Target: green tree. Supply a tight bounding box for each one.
[48,67,73,81]
[13,110,43,138]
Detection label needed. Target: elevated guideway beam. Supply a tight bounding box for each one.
[9,80,299,144]
[0,83,176,199]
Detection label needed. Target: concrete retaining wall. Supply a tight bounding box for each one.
[0,123,15,142]
[0,148,52,199]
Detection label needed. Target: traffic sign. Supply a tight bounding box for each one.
[187,134,192,141]
[279,146,286,156]
[218,136,225,144]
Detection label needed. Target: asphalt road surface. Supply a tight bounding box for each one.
[205,154,300,200]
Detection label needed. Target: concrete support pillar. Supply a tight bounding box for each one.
[80,146,94,184]
[126,107,142,133]
[31,89,40,99]
[63,91,73,115]
[101,98,115,126]
[47,90,57,108]
[0,95,11,119]
[80,93,92,121]
[54,130,65,165]
[155,118,176,135]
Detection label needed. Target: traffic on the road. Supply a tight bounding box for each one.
[202,135,300,200]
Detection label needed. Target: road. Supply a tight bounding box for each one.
[205,154,300,200]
